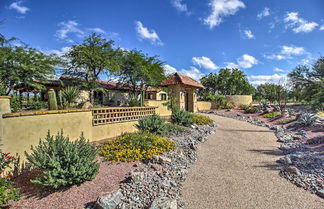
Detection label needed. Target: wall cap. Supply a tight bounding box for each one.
[0,96,11,99]
[3,108,91,118]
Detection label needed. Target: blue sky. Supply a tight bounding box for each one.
[1,0,324,85]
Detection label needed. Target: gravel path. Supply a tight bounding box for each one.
[182,114,324,209]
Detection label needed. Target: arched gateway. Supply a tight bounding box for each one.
[160,73,204,112]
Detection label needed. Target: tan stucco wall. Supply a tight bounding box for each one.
[145,100,172,116]
[1,111,138,162]
[0,97,11,114]
[197,101,217,111]
[226,95,253,106]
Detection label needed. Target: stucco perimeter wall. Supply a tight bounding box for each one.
[197,101,217,111]
[145,100,172,117]
[1,111,138,161]
[226,95,252,106]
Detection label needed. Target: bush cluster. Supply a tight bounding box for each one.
[298,113,318,127]
[192,114,213,125]
[171,107,194,127]
[244,106,261,114]
[99,132,175,162]
[25,131,99,189]
[262,112,281,119]
[136,114,167,136]
[165,123,189,135]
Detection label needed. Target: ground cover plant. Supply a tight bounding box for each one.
[25,131,99,189]
[244,106,262,114]
[136,114,167,136]
[277,117,297,125]
[192,114,213,125]
[99,132,175,162]
[171,107,194,127]
[262,112,281,119]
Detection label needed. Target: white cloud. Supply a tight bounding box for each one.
[265,45,305,60]
[45,47,71,56]
[135,21,163,46]
[284,12,318,33]
[56,20,85,41]
[225,62,239,68]
[9,1,29,14]
[192,56,218,70]
[179,67,204,81]
[204,0,245,29]
[171,0,189,14]
[281,45,305,55]
[320,25,324,31]
[273,67,285,72]
[225,54,258,69]
[163,64,177,75]
[248,74,287,85]
[243,29,255,39]
[237,54,258,68]
[87,27,106,34]
[257,7,270,20]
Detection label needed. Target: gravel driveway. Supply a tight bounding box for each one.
[182,114,324,209]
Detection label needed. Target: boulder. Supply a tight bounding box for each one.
[94,190,123,209]
[283,166,301,175]
[150,197,177,209]
[82,101,93,109]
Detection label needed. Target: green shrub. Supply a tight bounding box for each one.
[165,123,189,135]
[192,114,213,125]
[239,104,250,111]
[99,132,175,162]
[62,86,80,108]
[128,93,141,107]
[171,107,194,127]
[262,112,281,118]
[244,106,261,114]
[25,131,99,189]
[298,113,318,127]
[10,96,21,113]
[136,114,166,135]
[277,117,297,125]
[219,100,235,110]
[0,178,20,206]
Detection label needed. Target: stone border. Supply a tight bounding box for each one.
[202,110,324,199]
[93,122,216,209]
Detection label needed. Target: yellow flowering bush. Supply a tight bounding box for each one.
[99,132,175,162]
[192,114,213,125]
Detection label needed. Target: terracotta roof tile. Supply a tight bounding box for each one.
[160,73,204,88]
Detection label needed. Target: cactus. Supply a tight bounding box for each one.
[48,89,58,110]
[298,113,318,127]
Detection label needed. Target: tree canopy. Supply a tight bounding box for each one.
[199,68,254,100]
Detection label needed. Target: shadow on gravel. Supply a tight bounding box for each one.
[248,149,283,156]
[219,129,273,133]
[247,149,283,171]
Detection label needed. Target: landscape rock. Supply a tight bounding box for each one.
[94,190,123,209]
[82,102,93,109]
[283,166,301,175]
[150,197,177,209]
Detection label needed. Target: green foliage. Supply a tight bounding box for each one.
[25,131,99,189]
[0,34,58,95]
[171,107,194,127]
[262,112,281,118]
[61,86,80,108]
[254,83,279,103]
[298,113,318,127]
[128,93,141,107]
[99,132,175,162]
[277,117,297,125]
[9,96,47,113]
[63,33,122,104]
[192,114,213,125]
[48,89,58,110]
[239,104,250,111]
[119,50,165,94]
[199,68,254,99]
[165,123,189,135]
[136,114,167,136]
[244,106,262,114]
[0,178,20,206]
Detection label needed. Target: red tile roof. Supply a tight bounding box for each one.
[160,73,204,88]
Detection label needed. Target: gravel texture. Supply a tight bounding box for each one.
[10,159,139,209]
[182,114,324,209]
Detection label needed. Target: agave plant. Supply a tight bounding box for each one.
[298,113,318,127]
[61,86,80,108]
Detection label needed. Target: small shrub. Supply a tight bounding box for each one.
[128,93,141,107]
[62,86,80,108]
[99,132,175,162]
[244,106,261,114]
[262,112,281,118]
[136,114,166,135]
[219,100,234,110]
[277,117,297,125]
[0,178,20,206]
[165,123,189,135]
[239,104,250,111]
[192,114,213,125]
[0,152,16,179]
[171,107,194,127]
[10,96,21,113]
[298,113,318,127]
[25,131,99,188]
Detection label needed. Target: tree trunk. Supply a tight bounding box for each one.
[90,90,95,105]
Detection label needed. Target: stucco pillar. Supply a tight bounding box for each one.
[0,96,11,150]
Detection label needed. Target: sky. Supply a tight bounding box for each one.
[1,0,324,85]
